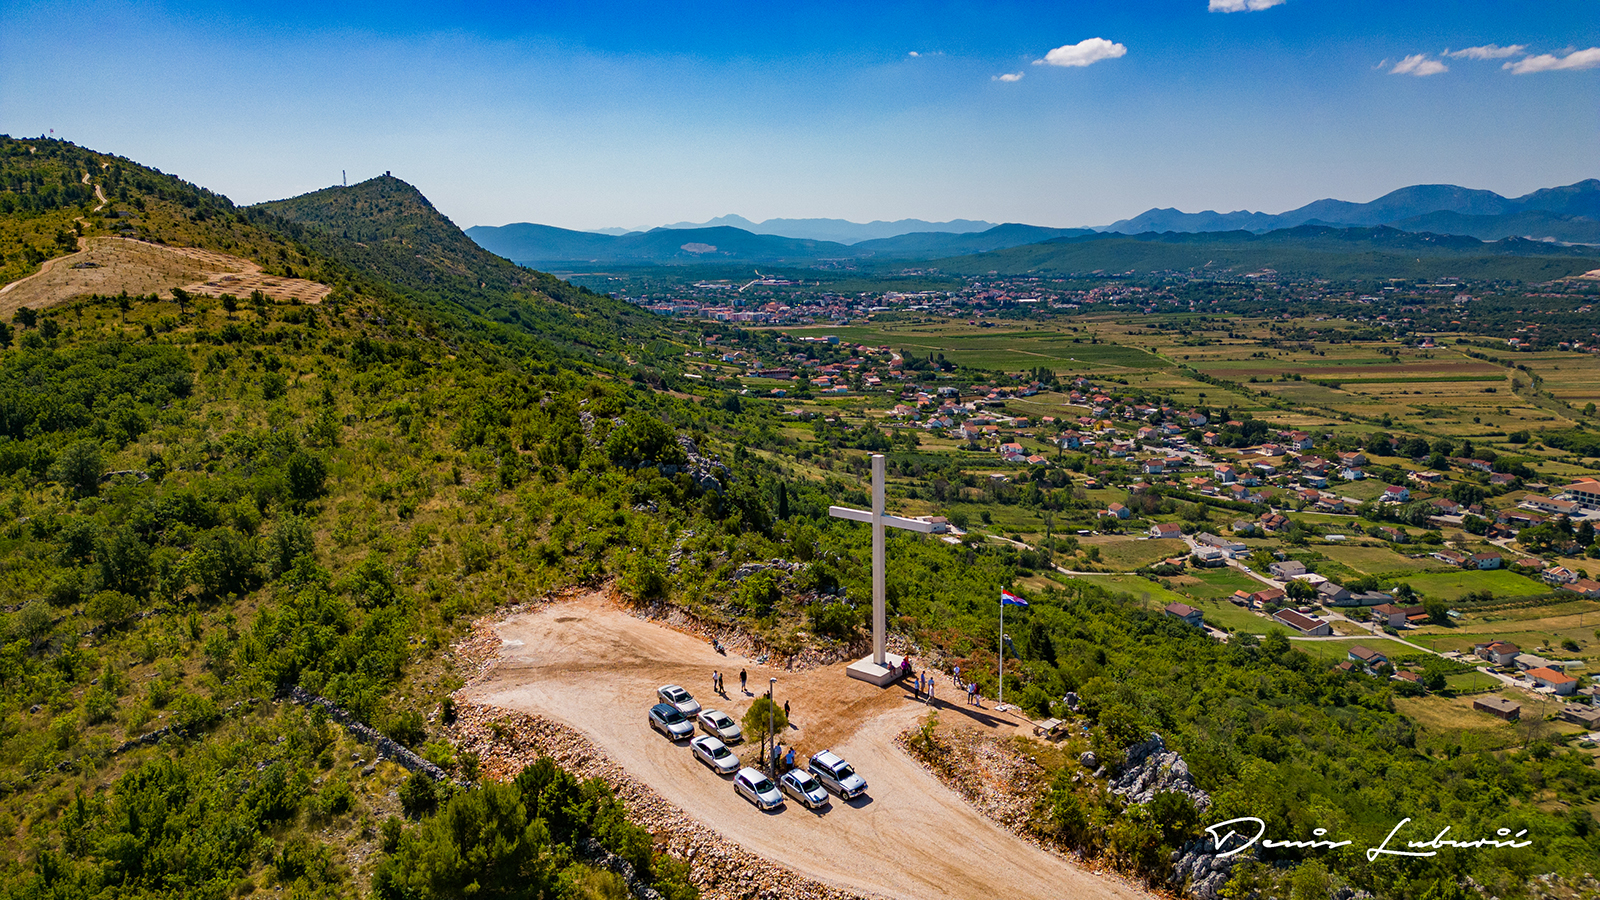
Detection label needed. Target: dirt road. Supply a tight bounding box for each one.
[464,596,1151,900]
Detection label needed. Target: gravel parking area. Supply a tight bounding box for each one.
[457,593,1152,900]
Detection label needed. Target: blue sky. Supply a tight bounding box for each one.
[2,0,1596,231]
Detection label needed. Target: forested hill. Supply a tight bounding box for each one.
[248,176,679,373]
[0,135,682,376]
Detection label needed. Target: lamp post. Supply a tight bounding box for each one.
[768,677,777,779]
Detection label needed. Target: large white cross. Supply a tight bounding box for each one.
[829,454,934,668]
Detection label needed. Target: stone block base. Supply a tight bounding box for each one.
[845,653,906,687]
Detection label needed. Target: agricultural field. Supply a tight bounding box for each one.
[1408,597,1600,668]
[1319,544,1443,575]
[1398,569,1552,602]
[1066,573,1191,608]
[1183,594,1277,633]
[1443,670,1500,693]
[1516,352,1600,406]
[1287,635,1411,663]
[1079,536,1184,571]
[1172,567,1261,599]
[1392,694,1524,752]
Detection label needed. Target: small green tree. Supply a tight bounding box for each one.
[86,590,138,629]
[286,450,327,503]
[1423,597,1450,625]
[48,439,103,496]
[741,695,788,745]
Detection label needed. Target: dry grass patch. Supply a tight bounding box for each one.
[0,236,328,318]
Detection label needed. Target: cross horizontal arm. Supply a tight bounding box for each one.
[827,506,937,533]
[828,506,872,523]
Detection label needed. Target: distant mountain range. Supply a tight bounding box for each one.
[463,221,1085,268]
[593,214,999,244]
[1104,179,1600,243]
[467,178,1600,276]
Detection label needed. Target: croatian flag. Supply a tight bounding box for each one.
[1001,590,1028,607]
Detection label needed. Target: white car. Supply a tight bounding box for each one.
[779,769,830,809]
[657,684,701,716]
[691,735,740,775]
[698,709,743,743]
[734,767,785,810]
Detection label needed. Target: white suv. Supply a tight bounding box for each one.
[808,750,867,799]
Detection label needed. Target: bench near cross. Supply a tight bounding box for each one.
[829,454,935,686]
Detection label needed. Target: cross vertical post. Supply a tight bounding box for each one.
[829,453,935,685]
[871,453,886,666]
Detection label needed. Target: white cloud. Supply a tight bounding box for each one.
[1033,38,1127,68]
[1444,44,1526,59]
[908,51,919,57]
[993,72,1024,82]
[1391,54,1448,77]
[1208,0,1285,11]
[1504,47,1600,73]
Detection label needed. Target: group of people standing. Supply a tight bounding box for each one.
[904,662,983,707]
[710,668,751,698]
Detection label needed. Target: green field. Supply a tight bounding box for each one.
[1320,544,1442,575]
[1287,636,1411,663]
[1444,670,1499,693]
[1083,537,1185,571]
[1068,574,1191,608]
[1399,569,1551,602]
[1187,596,1276,633]
[1174,567,1262,599]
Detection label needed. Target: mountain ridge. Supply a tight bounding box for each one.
[463,220,1085,267]
[1104,179,1600,241]
[648,214,999,244]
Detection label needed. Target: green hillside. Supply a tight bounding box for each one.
[935,226,1600,281]
[0,140,1597,900]
[250,178,684,373]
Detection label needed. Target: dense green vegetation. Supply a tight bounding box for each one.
[935,226,1600,281]
[1,136,1595,900]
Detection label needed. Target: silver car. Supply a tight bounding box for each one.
[779,769,830,809]
[698,708,743,744]
[691,735,740,775]
[657,684,702,716]
[648,703,694,741]
[734,767,785,810]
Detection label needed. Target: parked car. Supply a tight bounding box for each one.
[779,769,830,809]
[690,736,740,775]
[698,709,743,744]
[807,750,867,799]
[648,703,694,741]
[657,684,701,716]
[734,767,785,810]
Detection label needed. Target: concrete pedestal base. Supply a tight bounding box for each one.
[846,653,906,687]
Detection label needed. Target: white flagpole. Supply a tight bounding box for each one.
[998,594,1004,708]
